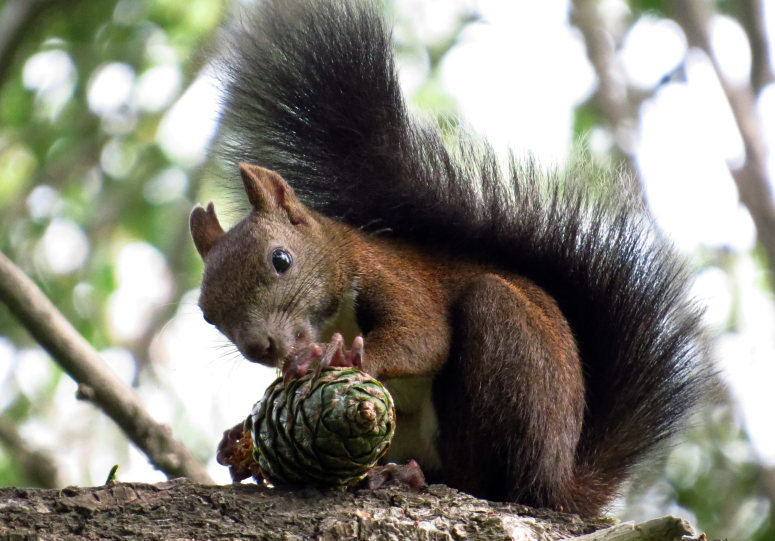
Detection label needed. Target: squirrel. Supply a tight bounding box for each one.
[189,0,708,517]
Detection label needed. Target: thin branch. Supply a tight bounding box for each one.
[569,0,646,198]
[672,0,775,514]
[572,516,695,541]
[737,0,774,93]
[130,167,209,377]
[0,251,213,484]
[672,0,775,292]
[0,0,58,88]
[0,413,60,488]
[571,0,631,135]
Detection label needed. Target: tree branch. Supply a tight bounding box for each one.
[0,413,60,488]
[572,516,695,541]
[0,480,702,540]
[672,0,775,291]
[130,168,208,378]
[737,0,774,93]
[570,0,647,199]
[571,0,631,136]
[672,0,775,515]
[0,251,212,484]
[0,0,58,88]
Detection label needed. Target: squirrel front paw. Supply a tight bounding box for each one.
[282,333,364,383]
[320,333,364,371]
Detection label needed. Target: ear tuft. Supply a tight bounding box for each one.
[190,202,224,259]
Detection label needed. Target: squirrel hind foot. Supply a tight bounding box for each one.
[360,460,427,492]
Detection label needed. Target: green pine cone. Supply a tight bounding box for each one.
[248,367,396,487]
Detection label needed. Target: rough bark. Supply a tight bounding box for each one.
[0,479,701,541]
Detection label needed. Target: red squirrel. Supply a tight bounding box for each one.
[190,0,708,516]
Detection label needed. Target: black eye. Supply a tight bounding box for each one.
[271,248,293,273]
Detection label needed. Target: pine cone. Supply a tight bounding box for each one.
[248,367,396,487]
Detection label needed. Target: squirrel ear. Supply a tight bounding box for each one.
[190,202,224,259]
[239,163,308,225]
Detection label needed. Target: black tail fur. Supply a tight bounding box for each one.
[216,0,708,511]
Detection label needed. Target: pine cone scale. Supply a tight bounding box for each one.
[250,367,396,486]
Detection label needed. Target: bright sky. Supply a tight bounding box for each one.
[8,0,775,499]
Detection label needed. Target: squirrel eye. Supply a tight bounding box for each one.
[271,248,293,273]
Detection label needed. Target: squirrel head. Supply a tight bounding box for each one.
[190,164,351,368]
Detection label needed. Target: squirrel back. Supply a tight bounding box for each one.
[212,0,709,513]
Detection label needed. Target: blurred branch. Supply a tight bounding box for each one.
[571,1,631,135]
[736,0,774,93]
[425,11,480,73]
[673,0,775,516]
[0,413,59,488]
[760,464,775,527]
[0,0,57,87]
[570,0,645,198]
[130,167,208,378]
[672,0,775,292]
[0,251,213,484]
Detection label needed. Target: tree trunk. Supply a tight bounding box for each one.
[0,479,699,540]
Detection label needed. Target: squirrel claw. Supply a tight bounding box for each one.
[360,460,427,491]
[319,333,364,370]
[287,334,366,383]
[323,332,347,368]
[283,343,323,384]
[349,336,364,369]
[323,333,364,370]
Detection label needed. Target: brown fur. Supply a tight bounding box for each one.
[200,0,707,517]
[193,165,594,513]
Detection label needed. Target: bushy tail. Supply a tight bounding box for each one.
[216,0,709,509]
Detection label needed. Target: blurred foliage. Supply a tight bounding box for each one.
[676,407,773,540]
[0,1,773,540]
[0,0,224,481]
[0,0,223,347]
[628,0,669,17]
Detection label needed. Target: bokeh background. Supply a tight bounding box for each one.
[1,0,774,538]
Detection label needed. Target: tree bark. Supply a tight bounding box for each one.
[0,479,700,541]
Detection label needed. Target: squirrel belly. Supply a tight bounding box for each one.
[192,0,709,517]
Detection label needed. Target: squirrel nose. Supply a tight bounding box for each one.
[242,335,280,365]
